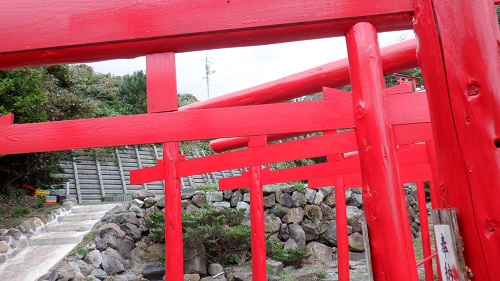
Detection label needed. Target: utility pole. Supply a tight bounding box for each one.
[203,57,215,99]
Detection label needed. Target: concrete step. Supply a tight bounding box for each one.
[58,211,107,222]
[44,220,99,232]
[0,244,78,281]
[29,231,88,246]
[69,204,118,214]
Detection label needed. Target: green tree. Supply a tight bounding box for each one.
[178,93,198,107]
[118,71,147,114]
[0,65,123,192]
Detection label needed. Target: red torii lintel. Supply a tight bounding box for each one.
[0,0,414,70]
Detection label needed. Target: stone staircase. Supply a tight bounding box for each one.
[56,145,243,204]
[0,204,117,281]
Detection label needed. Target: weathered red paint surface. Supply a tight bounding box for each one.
[0,0,413,69]
[414,0,500,279]
[346,22,418,280]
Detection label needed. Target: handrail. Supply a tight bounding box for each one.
[416,252,438,267]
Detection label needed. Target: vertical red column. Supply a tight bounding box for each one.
[248,136,267,281]
[425,142,441,209]
[162,142,183,280]
[345,22,418,281]
[335,175,350,281]
[145,52,183,280]
[416,180,433,281]
[414,1,500,279]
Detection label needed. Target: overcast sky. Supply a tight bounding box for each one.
[88,30,415,102]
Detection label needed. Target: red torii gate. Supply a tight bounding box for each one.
[132,84,435,280]
[0,1,499,281]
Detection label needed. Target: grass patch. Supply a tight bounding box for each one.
[194,184,219,192]
[0,193,60,228]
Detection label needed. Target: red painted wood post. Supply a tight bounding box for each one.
[248,136,267,281]
[425,141,441,209]
[345,22,418,281]
[145,52,184,280]
[335,175,350,281]
[414,1,500,279]
[416,180,433,281]
[163,142,183,280]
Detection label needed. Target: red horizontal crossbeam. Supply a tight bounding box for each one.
[131,124,433,186]
[130,90,431,183]
[0,0,413,69]
[219,143,431,189]
[308,163,431,189]
[130,131,358,184]
[211,88,429,152]
[0,99,348,154]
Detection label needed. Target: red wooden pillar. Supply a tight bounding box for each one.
[145,52,184,280]
[425,141,441,209]
[414,1,500,279]
[162,142,183,280]
[416,180,433,281]
[335,175,350,281]
[345,22,418,281]
[248,136,267,281]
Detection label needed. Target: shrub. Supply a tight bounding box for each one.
[145,205,252,265]
[266,240,311,268]
[183,206,250,265]
[144,212,165,243]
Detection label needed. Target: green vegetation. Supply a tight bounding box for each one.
[315,269,328,279]
[293,182,305,193]
[146,205,310,267]
[194,184,219,192]
[146,206,251,265]
[0,65,199,194]
[144,212,165,243]
[83,230,98,242]
[266,240,311,268]
[10,207,31,218]
[183,206,251,265]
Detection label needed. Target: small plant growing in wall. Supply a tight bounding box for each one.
[266,240,311,268]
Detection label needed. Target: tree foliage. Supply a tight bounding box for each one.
[0,64,202,193]
[118,70,147,115]
[0,65,123,192]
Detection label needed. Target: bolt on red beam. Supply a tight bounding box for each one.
[346,22,418,281]
[205,39,418,153]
